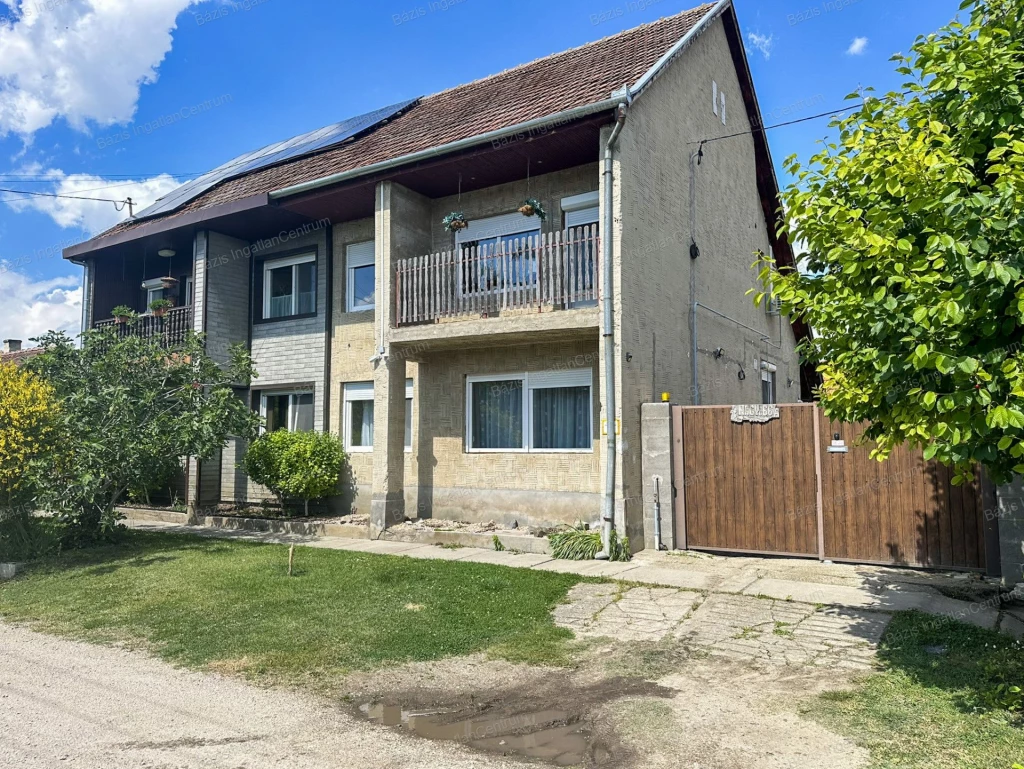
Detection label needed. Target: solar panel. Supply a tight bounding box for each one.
[133,97,419,220]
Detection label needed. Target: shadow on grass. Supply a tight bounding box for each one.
[13,529,238,579]
[872,611,1023,722]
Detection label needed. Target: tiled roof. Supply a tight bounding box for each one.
[103,4,714,238]
[0,347,42,366]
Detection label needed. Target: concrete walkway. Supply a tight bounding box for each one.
[127,519,1018,640]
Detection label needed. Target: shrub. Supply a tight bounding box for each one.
[549,523,631,562]
[241,431,346,517]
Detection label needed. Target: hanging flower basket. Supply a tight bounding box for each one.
[443,211,469,233]
[160,276,179,290]
[518,198,547,221]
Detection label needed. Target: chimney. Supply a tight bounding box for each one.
[3,339,22,353]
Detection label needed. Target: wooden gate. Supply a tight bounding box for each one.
[671,404,992,571]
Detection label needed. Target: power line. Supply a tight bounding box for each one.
[690,102,868,147]
[0,187,127,203]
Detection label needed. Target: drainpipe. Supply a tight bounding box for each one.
[597,102,628,560]
[371,184,387,365]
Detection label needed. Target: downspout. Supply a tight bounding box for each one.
[597,102,628,560]
[371,184,387,364]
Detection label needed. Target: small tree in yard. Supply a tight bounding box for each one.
[27,329,260,544]
[758,0,1024,484]
[241,431,345,517]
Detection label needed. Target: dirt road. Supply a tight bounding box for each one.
[0,622,519,769]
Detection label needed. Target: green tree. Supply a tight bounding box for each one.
[27,329,260,543]
[759,0,1024,483]
[241,431,346,517]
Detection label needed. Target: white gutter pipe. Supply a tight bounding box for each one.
[596,103,628,560]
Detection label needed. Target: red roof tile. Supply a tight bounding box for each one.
[102,4,715,239]
[0,347,42,366]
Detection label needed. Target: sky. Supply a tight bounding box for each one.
[0,0,965,346]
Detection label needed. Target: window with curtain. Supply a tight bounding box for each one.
[262,392,314,433]
[531,385,591,450]
[344,380,414,451]
[263,254,316,319]
[467,371,592,452]
[470,379,524,450]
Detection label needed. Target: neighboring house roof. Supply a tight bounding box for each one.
[94,3,716,240]
[0,348,42,366]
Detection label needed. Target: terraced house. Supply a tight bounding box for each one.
[65,0,809,548]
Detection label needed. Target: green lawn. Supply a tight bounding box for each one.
[808,611,1024,769]
[0,531,587,687]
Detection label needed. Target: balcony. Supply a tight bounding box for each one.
[395,226,600,328]
[93,306,194,348]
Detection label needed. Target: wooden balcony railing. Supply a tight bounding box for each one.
[93,306,193,348]
[395,226,599,327]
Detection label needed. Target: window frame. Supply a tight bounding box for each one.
[342,380,414,453]
[261,252,317,321]
[465,370,594,454]
[761,361,778,405]
[183,276,195,307]
[346,241,376,313]
[259,390,315,434]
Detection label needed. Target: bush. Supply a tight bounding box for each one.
[0,362,58,513]
[241,431,346,517]
[549,523,631,562]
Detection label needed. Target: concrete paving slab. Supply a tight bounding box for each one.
[398,545,475,561]
[620,566,714,590]
[456,550,553,568]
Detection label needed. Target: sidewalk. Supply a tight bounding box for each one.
[127,518,1018,637]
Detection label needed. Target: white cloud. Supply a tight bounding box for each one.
[0,0,201,137]
[0,268,81,344]
[846,37,869,56]
[747,31,774,61]
[4,166,182,234]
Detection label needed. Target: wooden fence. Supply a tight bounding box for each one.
[671,404,995,571]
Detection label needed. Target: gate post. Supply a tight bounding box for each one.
[641,403,676,551]
[812,406,826,561]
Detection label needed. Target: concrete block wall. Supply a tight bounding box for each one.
[997,478,1024,586]
[640,403,676,551]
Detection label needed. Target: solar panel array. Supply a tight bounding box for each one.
[134,97,419,220]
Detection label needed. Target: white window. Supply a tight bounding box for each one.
[263,253,316,320]
[466,370,593,453]
[343,380,413,452]
[183,276,195,307]
[561,191,600,231]
[261,391,314,433]
[761,361,778,405]
[346,241,375,312]
[142,277,167,314]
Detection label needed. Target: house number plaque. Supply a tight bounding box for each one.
[730,404,780,424]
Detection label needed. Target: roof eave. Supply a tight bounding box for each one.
[62,193,270,261]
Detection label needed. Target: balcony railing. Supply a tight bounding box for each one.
[395,226,600,327]
[93,306,193,348]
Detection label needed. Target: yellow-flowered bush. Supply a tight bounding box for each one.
[0,362,57,503]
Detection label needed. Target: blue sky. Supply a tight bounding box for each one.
[0,0,964,343]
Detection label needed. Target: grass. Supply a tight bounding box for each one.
[0,530,590,688]
[808,611,1024,769]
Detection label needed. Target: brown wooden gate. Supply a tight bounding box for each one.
[671,404,991,571]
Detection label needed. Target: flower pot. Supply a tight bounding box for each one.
[153,308,168,318]
[518,204,536,217]
[160,277,178,290]
[114,315,129,324]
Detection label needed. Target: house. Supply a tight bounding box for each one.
[64,0,810,548]
[0,340,41,366]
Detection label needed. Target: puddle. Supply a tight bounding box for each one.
[355,678,671,767]
[361,702,606,765]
